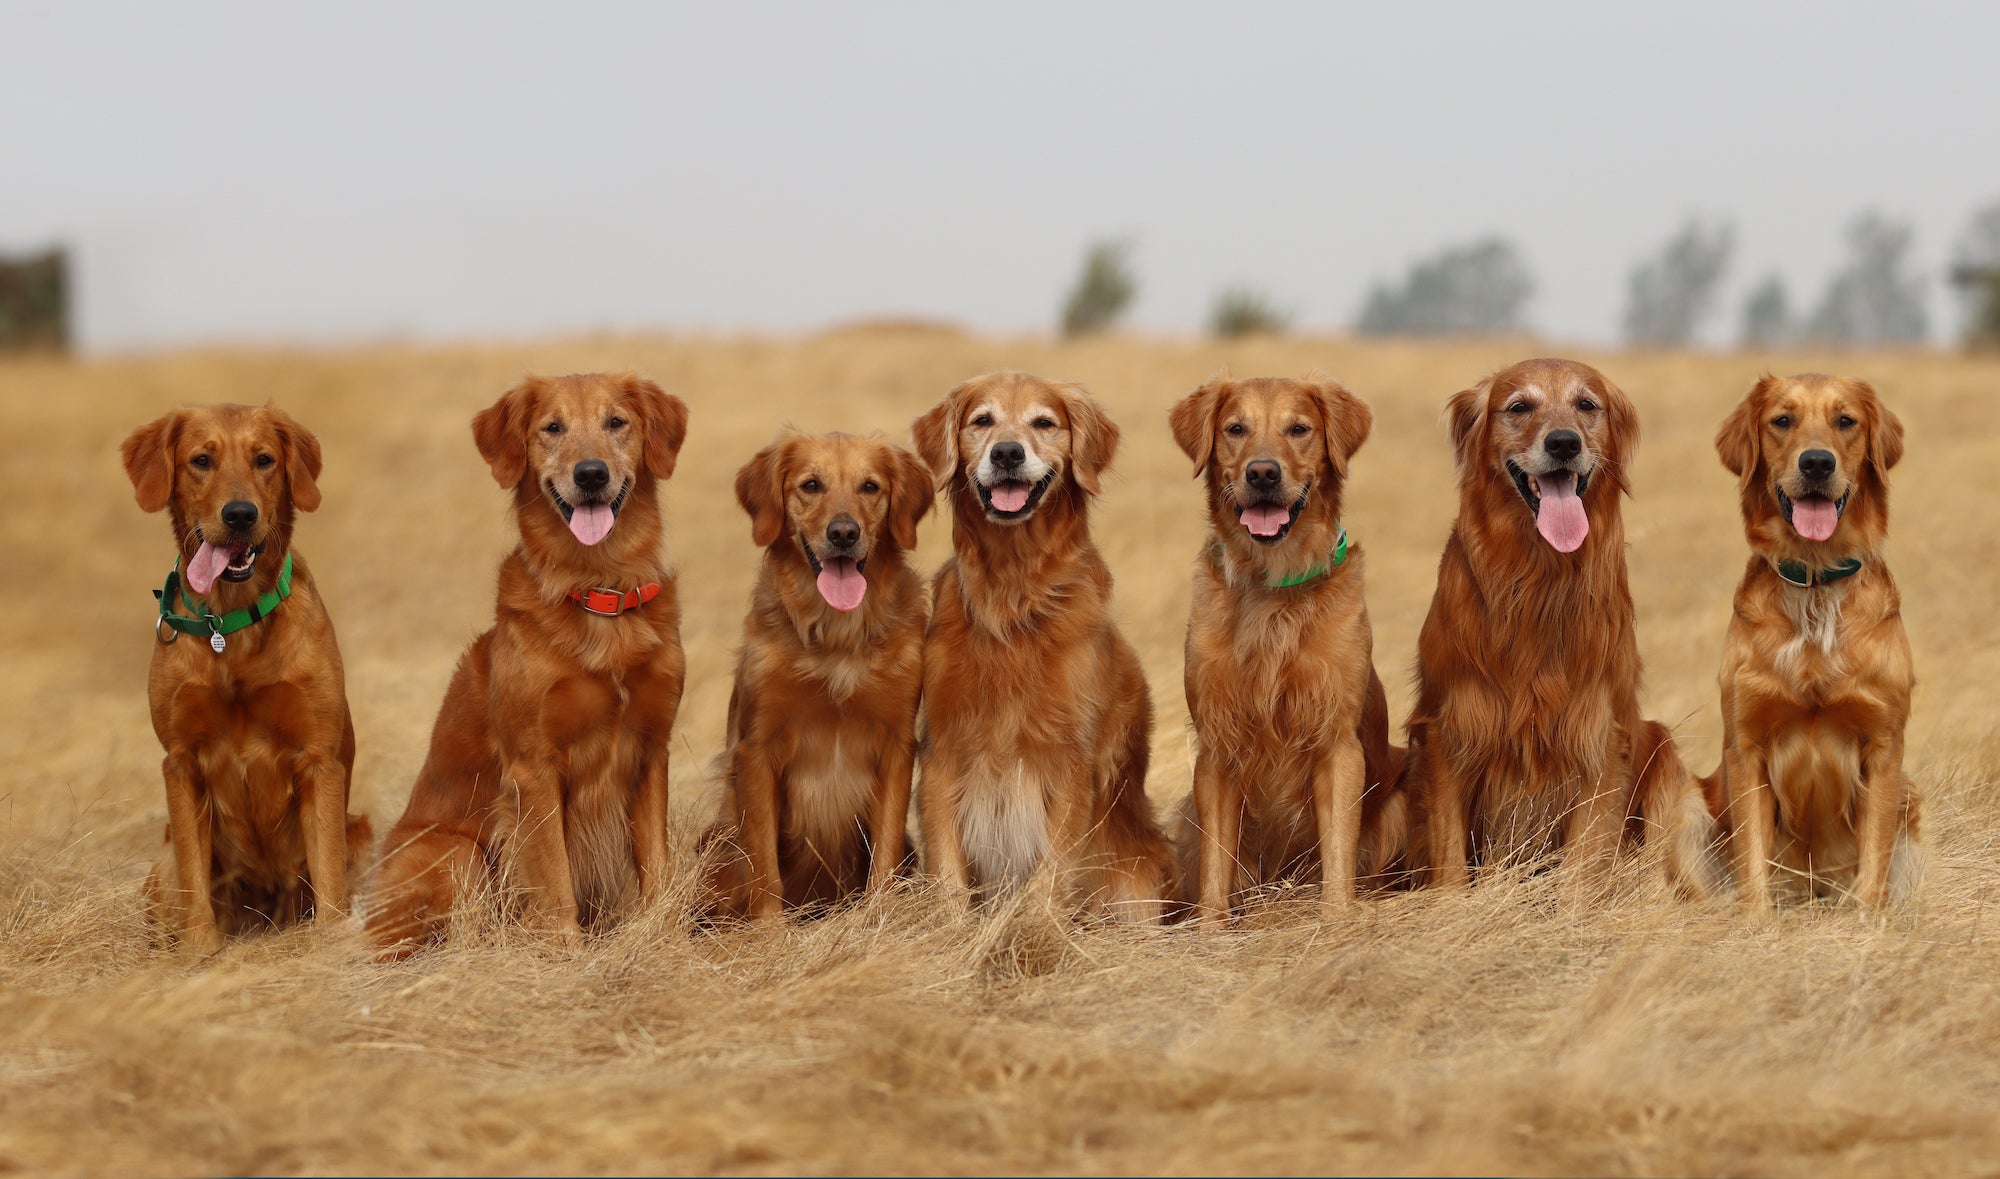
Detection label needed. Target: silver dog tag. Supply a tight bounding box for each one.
[210,632,227,653]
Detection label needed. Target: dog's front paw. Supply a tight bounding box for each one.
[177,924,225,960]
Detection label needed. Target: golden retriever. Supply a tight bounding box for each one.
[1401,358,1719,894]
[911,372,1173,922]
[697,429,933,919]
[1166,375,1406,920]
[365,372,689,957]
[122,403,371,956]
[1711,372,1920,909]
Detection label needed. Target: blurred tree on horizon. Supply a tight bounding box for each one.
[1623,218,1734,347]
[1739,274,1796,348]
[1209,287,1293,338]
[1950,199,2000,347]
[1060,239,1136,337]
[1355,237,1533,336]
[1805,212,1928,345]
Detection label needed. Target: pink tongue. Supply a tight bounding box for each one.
[185,541,231,595]
[568,503,615,546]
[1534,472,1589,553]
[1241,503,1290,537]
[1791,496,1839,542]
[815,557,867,611]
[990,481,1031,512]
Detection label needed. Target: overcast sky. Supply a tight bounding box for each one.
[7,1,1998,351]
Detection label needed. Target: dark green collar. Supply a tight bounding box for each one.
[155,552,294,651]
[1774,556,1863,588]
[1216,527,1349,589]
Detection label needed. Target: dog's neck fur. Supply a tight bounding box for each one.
[1455,463,1634,634]
[759,539,910,652]
[1208,470,1345,589]
[511,476,670,602]
[947,479,1101,632]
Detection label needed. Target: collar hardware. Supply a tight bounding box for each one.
[154,552,294,652]
[569,582,662,616]
[1774,557,1864,588]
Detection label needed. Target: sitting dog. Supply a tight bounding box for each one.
[366,372,689,957]
[697,429,932,919]
[122,403,370,956]
[1166,375,1406,920]
[911,372,1173,922]
[1401,358,1719,894]
[1711,372,1920,909]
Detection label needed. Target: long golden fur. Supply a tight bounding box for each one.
[1402,358,1719,894]
[1711,373,1921,909]
[1166,375,1406,920]
[121,403,370,956]
[910,371,1173,922]
[365,372,689,957]
[697,429,932,919]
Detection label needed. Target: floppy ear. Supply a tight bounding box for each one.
[1855,380,1905,471]
[1715,376,1772,490]
[627,374,690,481]
[266,403,324,513]
[886,441,934,551]
[1311,378,1373,479]
[1168,380,1222,478]
[120,410,183,513]
[911,388,963,494]
[1058,383,1119,497]
[1599,377,1640,497]
[733,433,793,548]
[1445,380,1490,474]
[471,377,540,488]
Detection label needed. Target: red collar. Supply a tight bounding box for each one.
[567,582,662,616]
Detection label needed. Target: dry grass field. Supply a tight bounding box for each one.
[2,331,1998,1176]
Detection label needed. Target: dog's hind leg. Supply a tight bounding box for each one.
[1633,720,1727,900]
[364,823,483,960]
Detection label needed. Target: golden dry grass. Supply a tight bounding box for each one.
[3,332,1998,1176]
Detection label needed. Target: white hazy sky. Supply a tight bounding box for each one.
[7,0,1998,351]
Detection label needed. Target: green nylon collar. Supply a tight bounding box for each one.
[1774,556,1864,588]
[155,552,294,643]
[1215,527,1349,589]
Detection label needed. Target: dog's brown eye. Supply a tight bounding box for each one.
[971,413,993,428]
[1577,398,1599,413]
[1771,415,1791,429]
[861,479,880,494]
[254,453,276,469]
[1225,422,1247,436]
[1507,401,1532,415]
[189,454,212,470]
[1838,414,1857,429]
[1288,423,1311,437]
[801,478,821,494]
[605,416,626,430]
[1033,417,1056,430]
[544,421,564,435]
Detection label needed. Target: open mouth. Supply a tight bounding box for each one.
[548,479,630,547]
[977,470,1056,522]
[1234,484,1310,546]
[1506,461,1592,554]
[185,529,264,595]
[1777,487,1849,543]
[802,540,869,612]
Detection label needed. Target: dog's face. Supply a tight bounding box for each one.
[1170,376,1371,547]
[121,403,322,595]
[1715,373,1902,548]
[735,430,931,612]
[472,372,688,548]
[912,371,1117,526]
[1448,358,1637,554]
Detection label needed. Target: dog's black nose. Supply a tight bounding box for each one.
[1544,429,1582,462]
[1244,460,1283,492]
[220,501,258,532]
[1798,449,1836,481]
[990,441,1026,471]
[574,460,611,493]
[826,518,861,551]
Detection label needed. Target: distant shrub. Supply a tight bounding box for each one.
[1060,240,1136,338]
[1739,275,1796,348]
[1209,288,1293,338]
[1355,237,1533,336]
[1623,218,1734,347]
